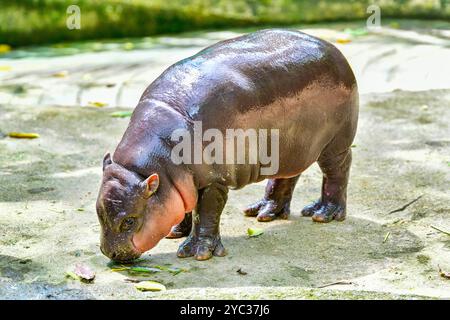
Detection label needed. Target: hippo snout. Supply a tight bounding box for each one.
[100,239,142,262]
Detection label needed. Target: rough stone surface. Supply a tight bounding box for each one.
[0,21,449,299]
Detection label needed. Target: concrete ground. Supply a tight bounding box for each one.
[0,20,449,299]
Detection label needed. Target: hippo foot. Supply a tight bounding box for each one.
[166,213,192,239]
[243,199,291,222]
[301,200,346,223]
[177,234,227,261]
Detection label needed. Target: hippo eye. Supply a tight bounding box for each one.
[121,217,136,231]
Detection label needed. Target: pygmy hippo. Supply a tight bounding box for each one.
[96,29,358,262]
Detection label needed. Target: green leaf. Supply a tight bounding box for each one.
[247,227,264,237]
[344,28,368,37]
[167,267,184,275]
[110,111,133,118]
[129,266,161,273]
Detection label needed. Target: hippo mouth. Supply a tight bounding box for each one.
[100,241,142,262]
[100,228,143,262]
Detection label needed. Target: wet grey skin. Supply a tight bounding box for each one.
[96,29,358,262]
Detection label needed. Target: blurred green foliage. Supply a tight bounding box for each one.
[0,0,449,47]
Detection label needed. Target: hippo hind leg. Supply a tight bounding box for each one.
[166,212,192,239]
[244,175,300,222]
[301,147,352,223]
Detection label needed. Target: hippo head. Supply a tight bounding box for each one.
[96,153,185,262]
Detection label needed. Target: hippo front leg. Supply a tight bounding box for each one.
[177,183,228,261]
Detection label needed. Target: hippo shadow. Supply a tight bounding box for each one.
[0,255,94,299]
[130,214,423,290]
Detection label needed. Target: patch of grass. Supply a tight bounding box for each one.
[1,0,450,47]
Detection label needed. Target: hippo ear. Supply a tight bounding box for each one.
[142,173,159,198]
[103,152,112,171]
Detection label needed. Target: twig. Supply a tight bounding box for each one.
[317,280,354,288]
[124,277,157,283]
[431,225,450,236]
[383,232,391,243]
[388,195,423,214]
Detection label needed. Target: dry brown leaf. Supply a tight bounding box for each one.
[438,266,450,279]
[74,264,95,282]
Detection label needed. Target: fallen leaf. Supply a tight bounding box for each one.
[153,265,186,275]
[52,70,68,78]
[88,101,108,108]
[247,227,264,237]
[111,264,185,275]
[135,280,166,292]
[152,265,168,270]
[236,268,247,275]
[0,65,12,72]
[110,267,128,272]
[383,232,391,243]
[123,42,134,50]
[74,264,95,282]
[8,132,39,139]
[344,28,368,37]
[336,38,352,44]
[438,266,450,279]
[167,267,184,275]
[129,266,161,274]
[65,271,79,280]
[0,44,11,54]
[110,111,133,118]
[77,208,84,212]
